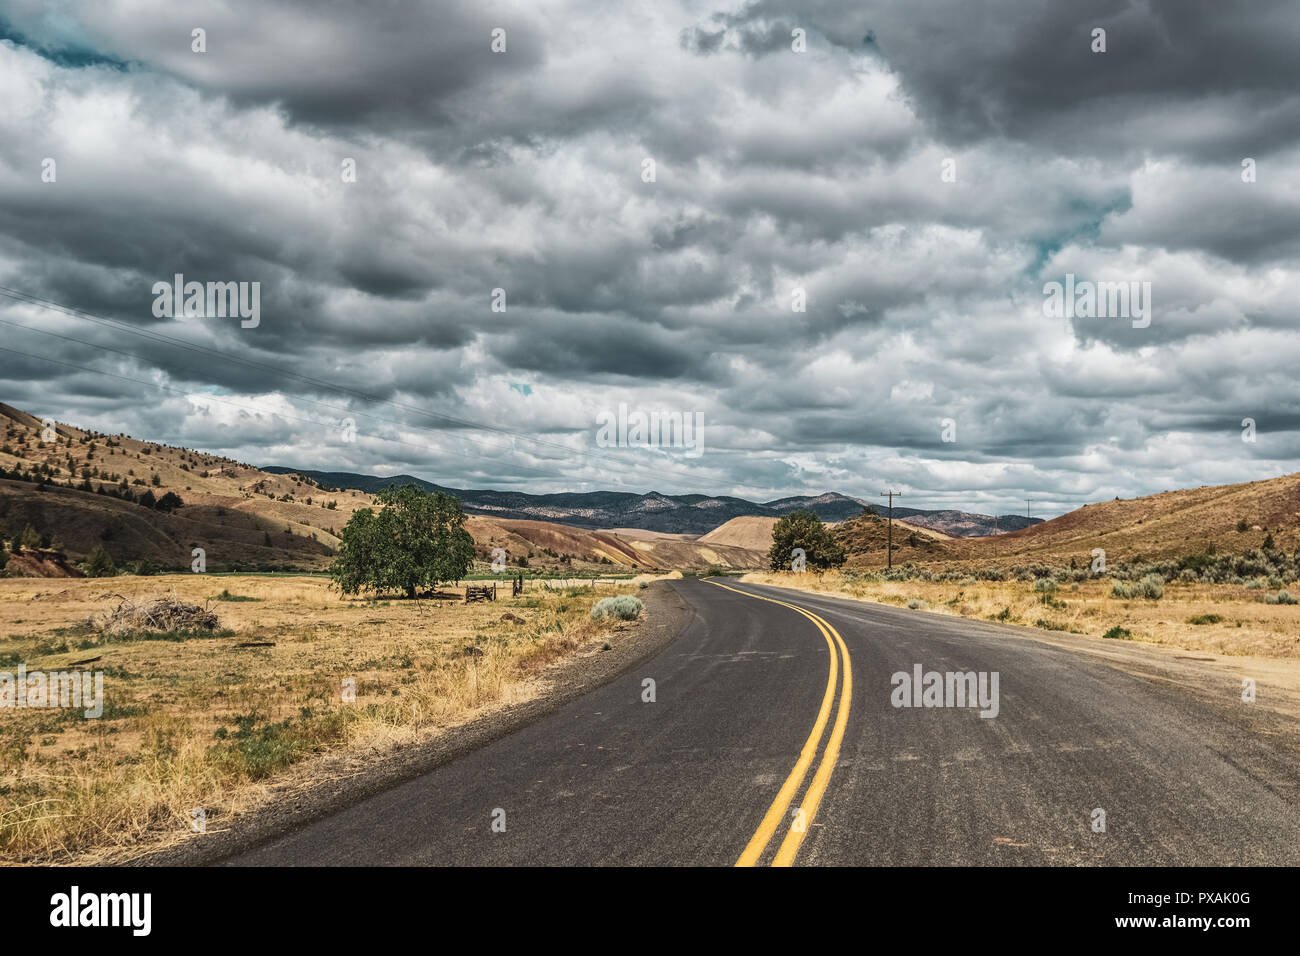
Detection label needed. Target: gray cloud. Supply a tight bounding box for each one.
[0,1,1297,515]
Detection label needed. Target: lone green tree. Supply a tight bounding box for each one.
[768,509,846,572]
[330,485,475,598]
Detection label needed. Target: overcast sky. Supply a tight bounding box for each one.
[1,0,1298,516]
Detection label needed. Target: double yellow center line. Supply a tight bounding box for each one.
[705,580,852,867]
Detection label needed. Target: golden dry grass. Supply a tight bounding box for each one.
[742,571,1300,659]
[0,573,650,864]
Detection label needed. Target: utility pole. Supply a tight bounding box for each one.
[1026,498,1032,520]
[880,490,901,569]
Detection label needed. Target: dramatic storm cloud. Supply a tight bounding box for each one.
[1,0,1298,515]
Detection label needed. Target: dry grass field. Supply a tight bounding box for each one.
[0,572,654,864]
[743,571,1300,660]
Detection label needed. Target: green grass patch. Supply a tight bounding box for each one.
[208,709,349,781]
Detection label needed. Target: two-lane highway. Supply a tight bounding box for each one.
[221,578,1300,866]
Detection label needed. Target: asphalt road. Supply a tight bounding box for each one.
[221,578,1300,866]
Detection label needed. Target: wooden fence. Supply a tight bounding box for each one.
[464,583,496,603]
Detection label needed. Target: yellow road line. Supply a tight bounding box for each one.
[772,609,851,866]
[705,580,852,867]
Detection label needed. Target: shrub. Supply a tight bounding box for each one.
[1188,614,1223,625]
[591,595,643,621]
[1103,626,1132,640]
[19,524,41,550]
[1266,591,1298,605]
[81,544,117,578]
[1034,578,1058,594]
[1111,580,1135,599]
[906,598,928,610]
[1136,573,1165,600]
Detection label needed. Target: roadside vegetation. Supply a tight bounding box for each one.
[744,547,1300,660]
[591,595,643,620]
[0,570,655,864]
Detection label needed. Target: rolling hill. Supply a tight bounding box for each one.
[831,473,1300,570]
[0,404,766,574]
[12,402,1286,578]
[264,467,1038,537]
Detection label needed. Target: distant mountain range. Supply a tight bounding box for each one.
[262,467,1042,537]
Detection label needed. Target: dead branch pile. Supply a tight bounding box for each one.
[96,595,220,634]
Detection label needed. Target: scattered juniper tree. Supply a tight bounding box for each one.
[768,509,846,572]
[82,543,117,577]
[330,484,475,598]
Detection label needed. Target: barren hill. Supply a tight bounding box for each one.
[271,467,1033,538]
[834,511,958,568]
[830,473,1300,570]
[0,404,766,573]
[698,516,778,551]
[958,473,1300,565]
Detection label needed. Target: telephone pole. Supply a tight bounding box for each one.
[1026,498,1032,520]
[880,490,902,569]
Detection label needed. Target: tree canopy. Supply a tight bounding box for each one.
[767,509,846,571]
[329,485,475,598]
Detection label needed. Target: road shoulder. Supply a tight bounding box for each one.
[126,580,694,866]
